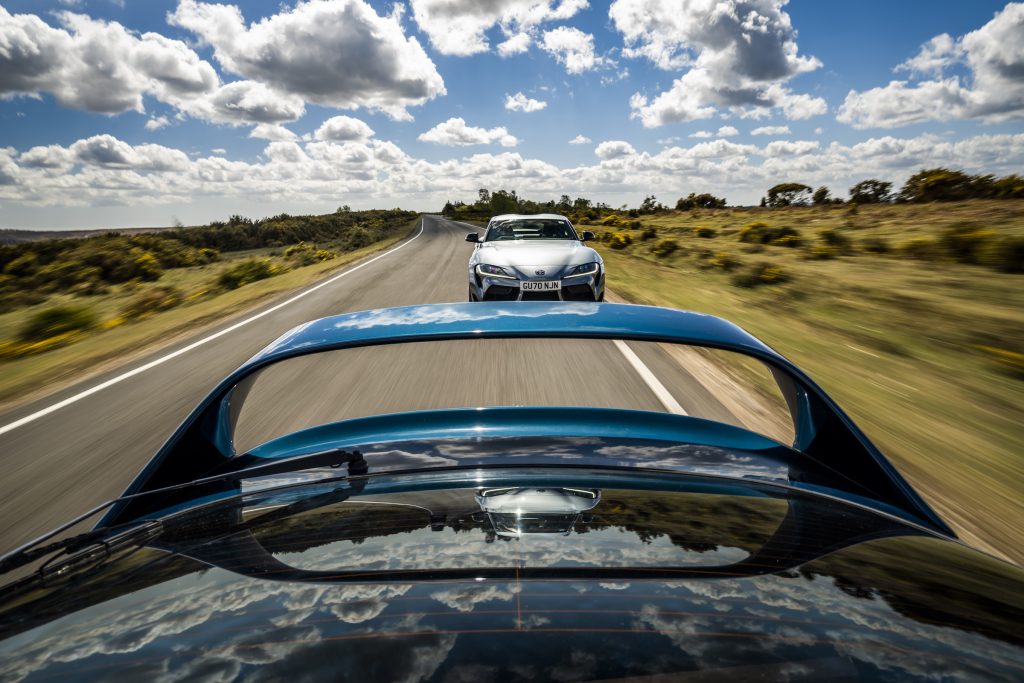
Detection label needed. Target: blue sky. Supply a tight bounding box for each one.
[0,0,1021,229]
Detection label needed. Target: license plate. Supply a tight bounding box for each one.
[521,280,561,291]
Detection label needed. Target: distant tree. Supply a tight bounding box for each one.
[336,205,351,213]
[676,193,727,210]
[572,197,592,211]
[477,188,491,205]
[848,180,893,204]
[441,201,456,216]
[489,189,520,215]
[812,186,831,205]
[759,197,767,208]
[992,174,1024,199]
[765,183,812,207]
[898,168,981,202]
[556,194,572,211]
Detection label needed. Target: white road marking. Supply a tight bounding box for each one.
[0,220,427,438]
[613,340,688,416]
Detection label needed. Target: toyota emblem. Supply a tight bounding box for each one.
[535,269,546,276]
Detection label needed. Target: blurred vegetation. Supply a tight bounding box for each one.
[594,199,1024,564]
[0,209,416,360]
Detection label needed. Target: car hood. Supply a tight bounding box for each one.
[1,464,1022,682]
[477,240,599,271]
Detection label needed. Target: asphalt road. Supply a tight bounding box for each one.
[0,215,745,555]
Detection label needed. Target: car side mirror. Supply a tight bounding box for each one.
[581,231,596,241]
[465,233,479,243]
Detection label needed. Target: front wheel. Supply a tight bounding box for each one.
[468,286,478,302]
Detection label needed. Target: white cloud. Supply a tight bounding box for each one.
[657,136,681,145]
[249,124,298,141]
[69,134,190,171]
[418,117,518,147]
[169,0,446,120]
[896,33,962,77]
[540,26,604,74]
[18,145,75,169]
[839,3,1024,128]
[497,32,532,57]
[595,140,636,159]
[0,7,217,114]
[505,92,547,112]
[611,0,824,126]
[751,125,791,136]
[5,132,1024,219]
[314,116,375,142]
[568,134,592,144]
[145,116,171,131]
[187,80,306,125]
[690,126,738,139]
[762,140,819,157]
[409,0,588,57]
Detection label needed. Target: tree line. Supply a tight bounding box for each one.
[761,168,1024,207]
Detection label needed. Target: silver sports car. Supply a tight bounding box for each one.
[466,213,604,301]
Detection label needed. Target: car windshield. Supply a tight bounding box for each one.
[485,219,578,241]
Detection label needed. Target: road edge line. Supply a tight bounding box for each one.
[612,339,688,416]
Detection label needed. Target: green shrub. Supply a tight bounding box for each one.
[731,262,791,288]
[977,346,1024,379]
[346,226,374,249]
[817,228,854,254]
[651,239,679,257]
[19,305,97,342]
[122,286,183,320]
[806,244,839,260]
[979,237,1024,273]
[938,224,996,264]
[861,236,890,254]
[601,214,623,227]
[640,226,657,241]
[218,259,281,289]
[693,226,717,238]
[696,251,741,271]
[900,237,942,260]
[608,232,633,249]
[737,222,802,247]
[3,253,38,278]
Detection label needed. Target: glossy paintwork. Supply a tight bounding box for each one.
[105,303,949,535]
[2,468,1021,682]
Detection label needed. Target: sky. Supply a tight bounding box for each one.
[0,0,1022,229]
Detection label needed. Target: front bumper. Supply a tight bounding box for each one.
[472,271,604,302]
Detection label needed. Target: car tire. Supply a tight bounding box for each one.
[469,286,478,302]
[597,291,605,302]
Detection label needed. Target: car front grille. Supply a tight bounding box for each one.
[483,285,519,301]
[521,291,562,301]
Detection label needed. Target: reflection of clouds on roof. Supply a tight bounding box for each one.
[278,525,750,572]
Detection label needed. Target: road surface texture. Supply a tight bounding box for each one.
[0,215,772,555]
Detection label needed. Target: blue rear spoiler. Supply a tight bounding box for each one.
[102,302,952,535]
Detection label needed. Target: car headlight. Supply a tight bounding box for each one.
[476,263,517,280]
[567,262,600,277]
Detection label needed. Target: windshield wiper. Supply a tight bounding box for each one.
[0,449,367,576]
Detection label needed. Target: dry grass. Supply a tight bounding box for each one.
[596,200,1024,565]
[0,227,414,407]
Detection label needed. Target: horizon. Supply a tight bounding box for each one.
[1,0,1022,230]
